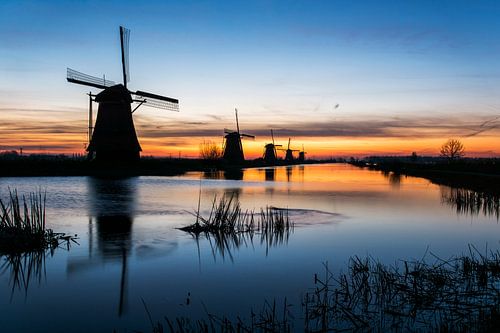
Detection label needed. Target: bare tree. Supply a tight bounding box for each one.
[199,140,222,160]
[440,138,465,160]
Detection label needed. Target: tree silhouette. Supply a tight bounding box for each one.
[440,139,465,160]
[199,140,222,160]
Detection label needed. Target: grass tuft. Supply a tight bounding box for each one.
[0,189,77,254]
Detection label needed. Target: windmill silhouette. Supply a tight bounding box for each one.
[263,129,282,164]
[67,26,179,162]
[298,144,306,162]
[222,108,254,163]
[278,138,300,162]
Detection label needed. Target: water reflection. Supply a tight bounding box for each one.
[381,171,402,189]
[200,225,293,262]
[440,186,500,219]
[202,169,244,180]
[68,177,137,316]
[1,251,45,300]
[264,168,275,181]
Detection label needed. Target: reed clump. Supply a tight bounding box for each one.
[0,189,76,253]
[179,194,293,240]
[304,247,500,332]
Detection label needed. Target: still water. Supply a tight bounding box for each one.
[0,164,498,332]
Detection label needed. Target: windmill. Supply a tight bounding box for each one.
[263,129,282,164]
[222,108,254,163]
[298,144,306,162]
[278,138,300,162]
[67,26,179,162]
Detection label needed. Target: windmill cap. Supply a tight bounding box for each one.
[95,84,132,103]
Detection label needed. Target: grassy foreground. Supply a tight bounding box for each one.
[140,247,500,332]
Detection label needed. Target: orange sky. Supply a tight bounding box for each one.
[1,109,498,158]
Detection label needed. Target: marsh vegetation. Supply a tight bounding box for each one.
[144,248,500,332]
[179,195,293,260]
[0,190,77,296]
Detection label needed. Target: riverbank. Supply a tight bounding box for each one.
[351,157,500,195]
[0,154,332,177]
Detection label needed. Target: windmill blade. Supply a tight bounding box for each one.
[224,128,236,134]
[240,133,255,139]
[235,108,240,135]
[274,144,283,147]
[133,90,179,112]
[67,68,115,89]
[120,26,130,87]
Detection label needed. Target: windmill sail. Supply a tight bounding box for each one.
[133,90,179,111]
[67,68,115,90]
[120,26,130,87]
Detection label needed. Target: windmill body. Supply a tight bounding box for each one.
[263,129,282,164]
[263,143,277,163]
[223,132,245,162]
[222,109,254,163]
[67,26,179,163]
[298,144,306,162]
[279,138,299,163]
[87,84,141,162]
[298,151,305,162]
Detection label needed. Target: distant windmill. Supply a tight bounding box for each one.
[278,138,300,162]
[222,108,254,163]
[298,144,306,162]
[67,26,179,162]
[263,129,282,164]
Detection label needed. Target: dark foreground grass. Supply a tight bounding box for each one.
[0,190,76,253]
[0,190,78,297]
[141,246,500,332]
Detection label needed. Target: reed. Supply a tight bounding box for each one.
[0,189,76,253]
[141,248,500,332]
[304,248,500,332]
[180,195,292,234]
[179,195,293,260]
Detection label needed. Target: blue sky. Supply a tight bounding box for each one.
[1,0,500,156]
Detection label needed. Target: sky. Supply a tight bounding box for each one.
[1,0,500,158]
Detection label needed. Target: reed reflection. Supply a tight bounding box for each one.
[440,186,500,219]
[1,250,45,300]
[180,195,293,263]
[1,240,75,300]
[381,170,402,189]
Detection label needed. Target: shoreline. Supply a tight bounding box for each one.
[351,160,500,195]
[0,155,332,178]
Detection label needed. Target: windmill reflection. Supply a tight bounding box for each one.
[68,177,137,317]
[265,168,276,181]
[91,177,135,316]
[202,169,244,181]
[440,186,500,219]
